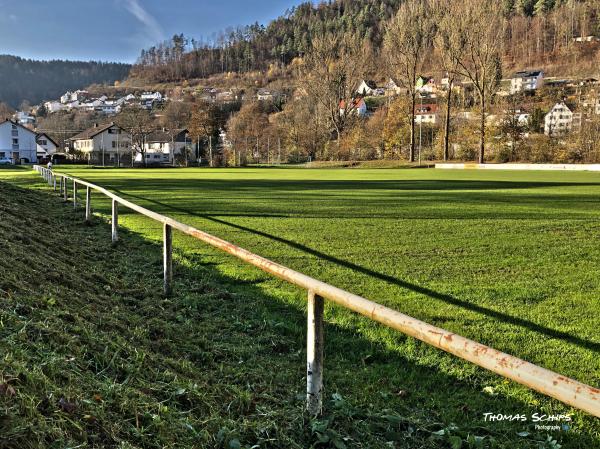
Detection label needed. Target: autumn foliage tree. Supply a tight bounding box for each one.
[384,0,435,162]
[301,33,370,144]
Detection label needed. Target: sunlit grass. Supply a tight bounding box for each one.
[2,165,599,448]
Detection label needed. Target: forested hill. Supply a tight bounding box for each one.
[131,0,402,81]
[131,0,600,83]
[0,55,131,108]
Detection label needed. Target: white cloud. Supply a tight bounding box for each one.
[121,0,164,44]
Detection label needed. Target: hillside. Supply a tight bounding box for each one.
[0,55,130,108]
[130,0,600,84]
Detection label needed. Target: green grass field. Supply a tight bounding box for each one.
[2,165,600,448]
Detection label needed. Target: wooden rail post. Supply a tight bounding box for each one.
[73,180,78,208]
[163,223,173,296]
[85,186,92,223]
[53,174,57,191]
[63,178,68,202]
[307,290,324,416]
[111,199,118,243]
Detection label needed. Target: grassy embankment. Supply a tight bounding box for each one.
[1,165,599,448]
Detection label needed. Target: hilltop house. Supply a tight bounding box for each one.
[0,119,38,163]
[416,76,437,95]
[357,80,378,96]
[36,133,59,160]
[384,78,405,96]
[415,104,438,125]
[544,102,581,136]
[510,70,544,94]
[15,111,35,125]
[139,129,190,164]
[339,98,367,117]
[69,123,131,163]
[257,89,276,101]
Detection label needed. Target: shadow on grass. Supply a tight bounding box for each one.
[109,189,600,356]
[3,179,598,448]
[90,177,600,193]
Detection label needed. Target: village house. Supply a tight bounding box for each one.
[60,90,89,104]
[515,109,531,126]
[216,89,237,102]
[69,122,131,163]
[357,80,378,96]
[141,92,162,102]
[416,76,437,95]
[510,70,544,94]
[14,111,35,125]
[384,78,405,96]
[339,98,368,117]
[544,102,581,136]
[36,133,59,160]
[0,119,38,163]
[44,101,66,113]
[257,89,276,101]
[139,128,190,164]
[415,103,438,125]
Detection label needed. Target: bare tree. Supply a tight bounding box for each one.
[384,0,435,162]
[434,0,463,161]
[116,107,155,167]
[444,0,503,163]
[188,101,219,166]
[301,33,369,146]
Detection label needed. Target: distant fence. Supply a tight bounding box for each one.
[33,165,600,418]
[436,163,600,171]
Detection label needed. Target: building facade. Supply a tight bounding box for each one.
[544,102,579,136]
[70,123,131,164]
[510,70,544,94]
[0,120,37,163]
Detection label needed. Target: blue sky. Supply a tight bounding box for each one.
[0,0,303,63]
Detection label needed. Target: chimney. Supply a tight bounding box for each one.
[93,123,98,128]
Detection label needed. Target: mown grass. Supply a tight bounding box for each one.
[1,166,599,448]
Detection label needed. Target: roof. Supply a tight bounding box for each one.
[415,104,438,114]
[69,122,121,141]
[513,70,543,78]
[146,128,188,143]
[36,133,59,147]
[360,80,378,89]
[339,98,366,109]
[0,119,36,135]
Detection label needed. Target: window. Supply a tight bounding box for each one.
[39,139,47,145]
[0,152,4,158]
[11,124,17,130]
[12,138,18,145]
[112,141,117,148]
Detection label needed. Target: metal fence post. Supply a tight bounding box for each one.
[163,223,173,296]
[73,180,77,208]
[307,290,324,416]
[85,187,92,223]
[111,199,118,243]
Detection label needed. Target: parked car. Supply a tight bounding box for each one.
[0,158,12,165]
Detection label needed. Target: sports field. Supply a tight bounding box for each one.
[3,165,600,447]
